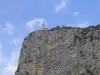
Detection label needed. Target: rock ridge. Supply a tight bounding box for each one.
[15,25,100,75]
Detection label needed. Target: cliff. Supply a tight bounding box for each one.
[15,25,100,75]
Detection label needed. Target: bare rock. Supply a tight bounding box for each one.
[15,25,100,75]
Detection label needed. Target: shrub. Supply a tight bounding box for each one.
[49,26,60,31]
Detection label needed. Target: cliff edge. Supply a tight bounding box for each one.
[15,25,100,75]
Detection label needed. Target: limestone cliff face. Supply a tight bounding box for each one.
[15,25,100,75]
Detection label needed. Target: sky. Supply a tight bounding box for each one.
[0,0,100,75]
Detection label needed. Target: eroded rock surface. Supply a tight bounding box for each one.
[15,26,100,75]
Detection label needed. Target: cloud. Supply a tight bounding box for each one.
[3,65,17,73]
[10,48,20,61]
[72,12,80,16]
[3,48,20,75]
[12,38,22,46]
[2,37,22,75]
[66,22,89,28]
[77,22,89,28]
[26,18,47,30]
[56,0,68,13]
[3,22,19,35]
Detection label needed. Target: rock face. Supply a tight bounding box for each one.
[15,25,100,75]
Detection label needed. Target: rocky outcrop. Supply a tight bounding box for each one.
[15,25,100,75]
